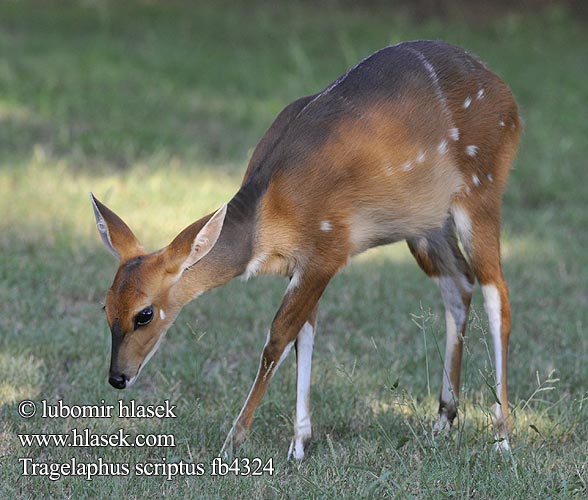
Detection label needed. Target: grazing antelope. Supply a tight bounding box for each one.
[91,40,521,459]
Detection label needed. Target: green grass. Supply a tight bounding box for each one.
[1,1,588,498]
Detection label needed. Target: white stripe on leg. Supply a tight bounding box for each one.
[481,285,504,422]
[288,321,314,460]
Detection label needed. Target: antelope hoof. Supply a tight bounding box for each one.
[493,415,511,454]
[433,415,451,435]
[220,423,248,458]
[433,408,455,436]
[494,437,511,454]
[287,432,311,461]
[288,425,312,461]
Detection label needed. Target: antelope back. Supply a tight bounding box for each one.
[240,40,520,270]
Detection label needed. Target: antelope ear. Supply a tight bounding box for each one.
[90,193,144,260]
[167,204,227,278]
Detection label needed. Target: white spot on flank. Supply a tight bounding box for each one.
[403,161,414,171]
[320,220,333,232]
[416,151,426,164]
[476,88,485,99]
[449,127,460,141]
[159,309,166,320]
[465,145,479,157]
[487,173,494,182]
[437,139,448,155]
[499,120,506,127]
[472,174,480,186]
[463,96,472,108]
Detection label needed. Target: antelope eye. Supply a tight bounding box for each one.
[135,306,154,328]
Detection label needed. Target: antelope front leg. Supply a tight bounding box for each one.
[221,272,331,457]
[288,306,318,460]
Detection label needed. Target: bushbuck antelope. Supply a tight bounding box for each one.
[91,40,521,459]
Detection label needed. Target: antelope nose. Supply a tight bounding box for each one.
[109,374,127,389]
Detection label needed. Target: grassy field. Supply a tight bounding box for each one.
[1,1,587,498]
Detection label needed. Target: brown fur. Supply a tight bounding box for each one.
[93,41,521,456]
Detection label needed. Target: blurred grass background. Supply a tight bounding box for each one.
[0,1,587,498]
